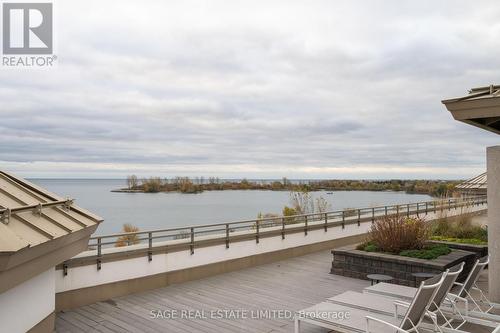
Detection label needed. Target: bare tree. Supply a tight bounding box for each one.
[289,191,314,215]
[126,175,138,189]
[315,197,331,213]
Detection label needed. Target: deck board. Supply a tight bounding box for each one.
[56,250,369,332]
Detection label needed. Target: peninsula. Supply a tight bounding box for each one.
[112,175,459,197]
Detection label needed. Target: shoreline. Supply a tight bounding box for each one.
[117,177,459,197]
[110,188,440,197]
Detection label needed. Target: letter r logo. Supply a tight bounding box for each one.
[2,3,53,54]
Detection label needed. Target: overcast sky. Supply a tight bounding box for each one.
[1,0,499,179]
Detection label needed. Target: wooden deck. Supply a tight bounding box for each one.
[56,250,369,332]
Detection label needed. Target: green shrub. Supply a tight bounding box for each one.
[282,206,297,217]
[430,236,487,245]
[400,244,451,260]
[364,243,379,252]
[477,227,488,241]
[282,206,298,224]
[431,215,487,243]
[356,242,366,250]
[356,241,379,252]
[358,242,451,259]
[432,218,452,237]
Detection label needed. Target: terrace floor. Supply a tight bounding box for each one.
[55,250,493,333]
[55,250,369,332]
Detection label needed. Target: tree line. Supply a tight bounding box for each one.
[125,175,459,197]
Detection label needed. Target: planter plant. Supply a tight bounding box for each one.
[357,215,451,260]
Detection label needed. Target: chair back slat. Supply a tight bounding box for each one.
[429,262,464,312]
[459,256,489,298]
[400,272,445,330]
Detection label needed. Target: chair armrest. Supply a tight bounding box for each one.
[365,315,409,333]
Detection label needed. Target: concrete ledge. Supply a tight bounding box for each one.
[56,233,366,311]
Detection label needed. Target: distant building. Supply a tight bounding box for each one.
[456,172,487,197]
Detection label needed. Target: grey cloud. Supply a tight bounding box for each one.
[0,0,499,178]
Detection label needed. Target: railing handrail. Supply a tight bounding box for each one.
[60,194,487,273]
[90,195,487,240]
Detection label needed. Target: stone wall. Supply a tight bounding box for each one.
[331,245,476,287]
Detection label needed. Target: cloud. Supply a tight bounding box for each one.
[0,0,499,179]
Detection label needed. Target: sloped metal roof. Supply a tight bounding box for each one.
[0,171,103,253]
[442,85,500,134]
[456,172,487,191]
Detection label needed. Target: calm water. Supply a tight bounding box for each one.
[31,179,432,235]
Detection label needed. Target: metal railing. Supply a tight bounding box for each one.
[75,195,488,271]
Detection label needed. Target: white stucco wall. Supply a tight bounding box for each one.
[56,202,487,293]
[0,268,55,333]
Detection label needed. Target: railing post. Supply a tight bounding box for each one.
[357,209,361,226]
[425,202,428,215]
[281,217,285,239]
[407,204,410,217]
[256,220,260,243]
[342,211,345,229]
[97,237,102,270]
[448,199,451,211]
[371,208,375,224]
[304,215,308,235]
[190,227,194,255]
[416,203,419,217]
[385,206,388,216]
[324,213,328,232]
[396,205,399,216]
[148,232,152,262]
[225,224,230,249]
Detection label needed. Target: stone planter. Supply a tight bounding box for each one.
[428,240,488,260]
[331,245,476,287]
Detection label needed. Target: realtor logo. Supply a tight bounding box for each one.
[2,3,52,54]
[2,2,56,67]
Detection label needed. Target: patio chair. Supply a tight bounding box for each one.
[365,256,500,323]
[452,256,499,314]
[294,272,445,333]
[328,263,499,332]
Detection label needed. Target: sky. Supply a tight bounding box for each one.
[1,0,499,179]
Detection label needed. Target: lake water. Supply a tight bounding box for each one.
[31,179,433,235]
